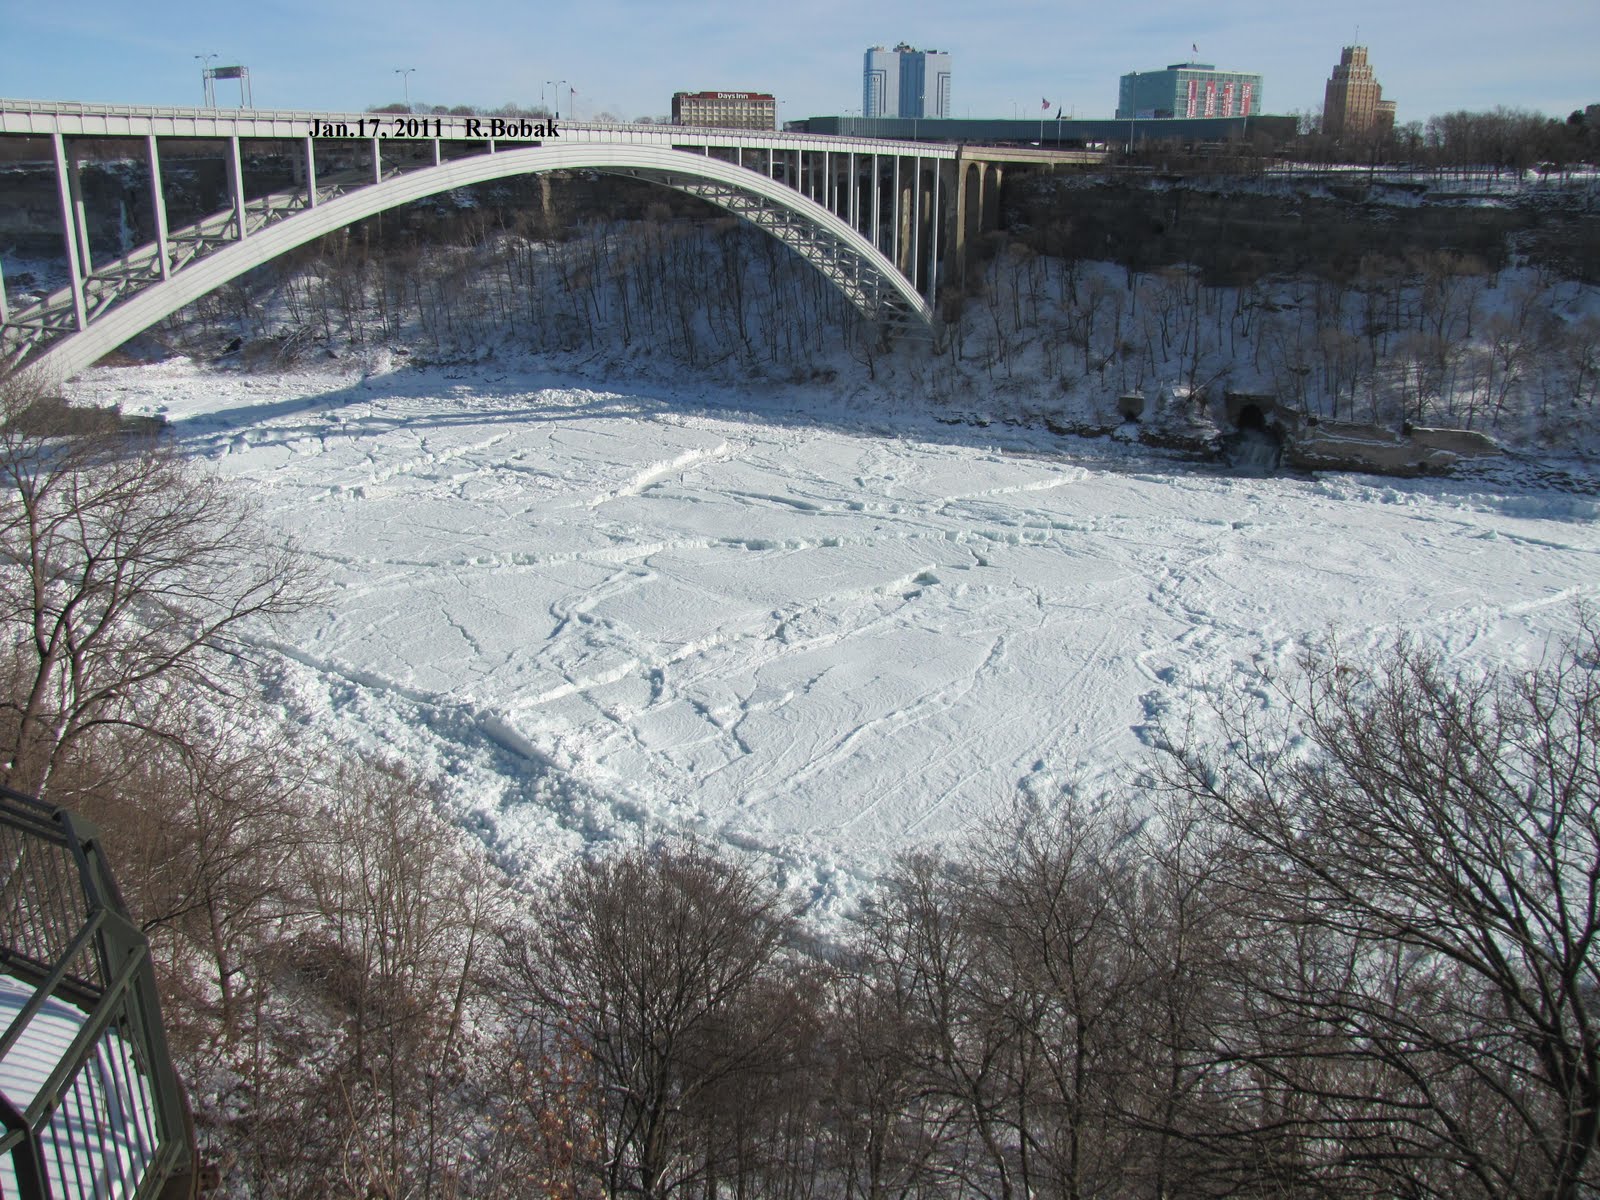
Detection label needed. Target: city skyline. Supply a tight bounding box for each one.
[1,0,1590,127]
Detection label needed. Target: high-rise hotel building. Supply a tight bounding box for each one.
[1116,62,1263,120]
[863,44,952,119]
[1322,46,1396,138]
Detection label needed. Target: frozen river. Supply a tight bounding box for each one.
[77,363,1600,912]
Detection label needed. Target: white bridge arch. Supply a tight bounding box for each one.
[0,101,1093,380]
[11,145,939,381]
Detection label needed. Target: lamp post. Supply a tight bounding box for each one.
[548,79,567,120]
[395,68,415,112]
[194,53,218,106]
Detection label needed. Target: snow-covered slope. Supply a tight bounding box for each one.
[73,360,1600,917]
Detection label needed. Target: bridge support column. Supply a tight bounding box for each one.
[909,155,921,294]
[927,159,940,308]
[226,136,247,240]
[871,154,881,253]
[944,159,960,288]
[848,152,857,230]
[370,136,382,184]
[303,137,318,207]
[66,141,93,275]
[145,135,170,280]
[982,164,1003,233]
[891,156,902,271]
[0,256,8,326]
[51,132,88,331]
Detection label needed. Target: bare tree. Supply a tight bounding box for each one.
[1160,623,1600,1200]
[0,382,316,795]
[499,842,804,1200]
[65,708,313,1046]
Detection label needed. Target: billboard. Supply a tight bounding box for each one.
[1186,79,1198,118]
[1222,81,1235,117]
[1204,81,1216,117]
[1241,82,1253,116]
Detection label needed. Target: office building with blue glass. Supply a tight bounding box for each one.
[1117,62,1262,120]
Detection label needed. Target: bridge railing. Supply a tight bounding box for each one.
[0,786,192,1200]
[0,98,961,155]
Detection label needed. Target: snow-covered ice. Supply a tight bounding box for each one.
[73,362,1600,915]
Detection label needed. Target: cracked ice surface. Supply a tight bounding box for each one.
[76,365,1600,915]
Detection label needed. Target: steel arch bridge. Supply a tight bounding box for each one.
[0,101,1098,380]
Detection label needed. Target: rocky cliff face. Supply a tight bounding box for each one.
[1008,172,1600,284]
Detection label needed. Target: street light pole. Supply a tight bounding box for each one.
[548,79,566,120]
[395,67,415,112]
[194,53,218,106]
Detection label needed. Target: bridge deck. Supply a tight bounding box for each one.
[0,98,957,156]
[0,98,1102,168]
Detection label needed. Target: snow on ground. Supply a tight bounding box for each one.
[73,359,1600,917]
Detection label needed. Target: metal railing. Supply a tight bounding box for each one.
[0,786,191,1199]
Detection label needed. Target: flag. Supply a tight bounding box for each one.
[1191,42,1198,54]
[1055,107,1062,120]
[1041,98,1050,110]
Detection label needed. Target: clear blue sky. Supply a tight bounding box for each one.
[1,0,1592,126]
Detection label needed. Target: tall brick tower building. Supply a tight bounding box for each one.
[1322,46,1396,138]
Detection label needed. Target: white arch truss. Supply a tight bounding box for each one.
[3,143,934,382]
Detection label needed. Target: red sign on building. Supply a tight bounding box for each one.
[1204,81,1217,117]
[1186,79,1198,118]
[1222,81,1235,117]
[1241,83,1253,116]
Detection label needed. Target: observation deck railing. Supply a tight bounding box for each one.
[0,785,192,1199]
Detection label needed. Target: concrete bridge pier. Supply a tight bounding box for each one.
[896,163,913,278]
[945,153,1004,290]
